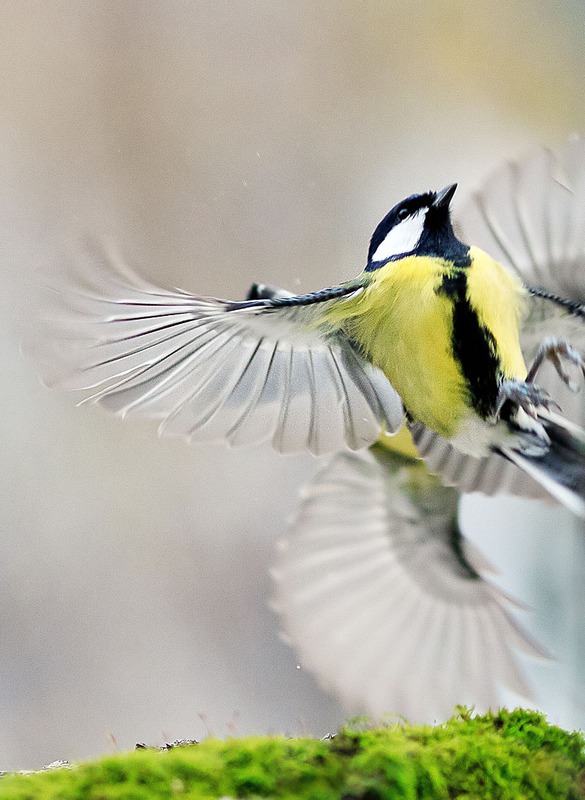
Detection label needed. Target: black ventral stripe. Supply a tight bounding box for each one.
[438,269,500,418]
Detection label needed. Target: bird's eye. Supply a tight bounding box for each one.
[397,207,410,221]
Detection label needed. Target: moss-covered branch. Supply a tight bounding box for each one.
[1,708,584,799]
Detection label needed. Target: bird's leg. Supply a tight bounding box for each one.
[494,379,558,420]
[493,337,584,421]
[525,337,585,391]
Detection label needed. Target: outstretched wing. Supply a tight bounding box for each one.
[272,447,546,721]
[457,135,585,364]
[29,241,403,455]
[419,136,585,502]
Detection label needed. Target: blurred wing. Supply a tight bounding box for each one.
[272,448,546,722]
[29,242,403,455]
[457,135,585,367]
[408,421,552,502]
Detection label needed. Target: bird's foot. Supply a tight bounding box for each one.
[495,379,559,420]
[526,337,585,392]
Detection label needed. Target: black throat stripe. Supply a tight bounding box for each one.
[438,270,500,419]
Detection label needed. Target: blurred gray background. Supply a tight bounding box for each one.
[0,0,584,769]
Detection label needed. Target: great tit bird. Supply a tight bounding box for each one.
[272,136,585,721]
[32,140,585,515]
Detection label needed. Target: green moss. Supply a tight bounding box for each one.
[0,708,583,799]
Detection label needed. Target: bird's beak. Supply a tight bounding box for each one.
[432,183,457,209]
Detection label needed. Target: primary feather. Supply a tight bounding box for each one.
[30,240,403,455]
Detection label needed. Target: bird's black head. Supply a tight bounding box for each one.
[366,184,469,270]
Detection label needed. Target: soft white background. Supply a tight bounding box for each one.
[0,0,583,768]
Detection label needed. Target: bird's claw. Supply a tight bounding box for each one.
[495,380,560,419]
[496,339,585,421]
[549,344,585,392]
[526,337,585,393]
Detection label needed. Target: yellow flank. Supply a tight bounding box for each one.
[323,250,527,438]
[466,246,527,380]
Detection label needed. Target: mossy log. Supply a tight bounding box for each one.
[1,708,584,799]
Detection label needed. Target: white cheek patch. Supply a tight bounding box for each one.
[370,209,426,263]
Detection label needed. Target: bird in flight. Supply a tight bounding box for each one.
[29,135,585,720]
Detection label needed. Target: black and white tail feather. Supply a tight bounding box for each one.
[497,410,585,517]
[410,405,585,518]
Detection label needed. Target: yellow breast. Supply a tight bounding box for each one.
[465,246,527,381]
[325,250,527,438]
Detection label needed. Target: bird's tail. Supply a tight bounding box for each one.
[498,412,585,518]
